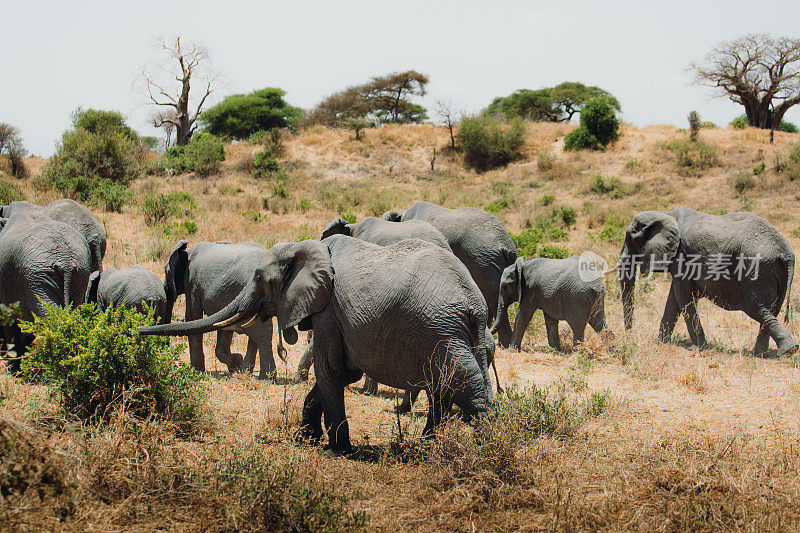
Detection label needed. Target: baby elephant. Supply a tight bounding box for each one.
[86,266,169,324]
[492,256,605,351]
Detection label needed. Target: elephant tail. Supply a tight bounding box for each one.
[63,266,72,309]
[785,256,794,324]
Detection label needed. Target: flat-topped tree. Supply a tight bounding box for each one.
[692,34,800,130]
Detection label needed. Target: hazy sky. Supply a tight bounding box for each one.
[3,0,800,155]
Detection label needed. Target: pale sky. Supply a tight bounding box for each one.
[3,0,800,155]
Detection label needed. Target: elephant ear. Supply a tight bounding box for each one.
[515,257,525,303]
[0,217,7,232]
[86,271,101,304]
[272,240,333,331]
[627,212,679,274]
[321,218,351,240]
[165,239,189,301]
[382,210,403,222]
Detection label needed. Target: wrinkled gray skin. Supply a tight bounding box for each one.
[383,201,517,348]
[164,240,295,379]
[311,216,453,404]
[492,257,606,351]
[620,208,797,356]
[86,266,169,324]
[1,199,106,273]
[0,214,91,370]
[140,237,494,454]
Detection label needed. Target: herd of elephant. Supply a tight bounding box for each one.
[0,198,797,453]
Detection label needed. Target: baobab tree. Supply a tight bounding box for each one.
[142,36,217,146]
[692,34,800,129]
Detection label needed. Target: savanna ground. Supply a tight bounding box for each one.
[4,122,800,530]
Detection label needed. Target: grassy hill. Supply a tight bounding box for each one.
[3,123,800,530]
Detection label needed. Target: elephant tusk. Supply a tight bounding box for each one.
[603,265,619,276]
[213,312,245,328]
[240,315,259,328]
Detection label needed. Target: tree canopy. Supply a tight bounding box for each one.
[305,70,429,130]
[486,82,620,122]
[71,108,139,141]
[200,88,302,139]
[692,33,800,129]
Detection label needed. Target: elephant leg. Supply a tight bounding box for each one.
[569,320,587,348]
[242,337,258,373]
[422,389,451,436]
[682,295,708,350]
[544,313,562,352]
[185,296,205,372]
[512,302,536,351]
[749,304,797,356]
[360,377,379,395]
[312,334,354,454]
[588,303,605,333]
[254,322,276,381]
[296,383,324,444]
[214,329,243,373]
[658,282,682,343]
[395,389,420,414]
[294,332,314,382]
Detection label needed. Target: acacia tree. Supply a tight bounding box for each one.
[486,83,619,123]
[143,36,216,146]
[692,34,800,129]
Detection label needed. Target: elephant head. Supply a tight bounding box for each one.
[321,218,352,240]
[619,211,679,329]
[86,271,101,304]
[490,257,525,341]
[140,240,333,342]
[163,239,189,323]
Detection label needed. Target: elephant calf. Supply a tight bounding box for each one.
[85,266,169,323]
[492,256,606,352]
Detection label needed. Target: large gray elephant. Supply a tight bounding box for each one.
[382,201,517,347]
[619,207,797,356]
[492,256,606,351]
[140,237,495,454]
[314,215,453,400]
[0,214,91,369]
[0,199,106,273]
[85,266,169,324]
[165,239,291,379]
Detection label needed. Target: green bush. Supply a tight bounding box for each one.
[141,191,197,226]
[484,197,510,214]
[540,193,555,206]
[37,174,129,213]
[730,171,755,194]
[184,132,225,176]
[459,116,525,172]
[730,116,748,129]
[0,179,26,204]
[252,150,281,178]
[341,210,357,224]
[700,121,717,129]
[21,304,209,425]
[200,87,302,139]
[71,107,139,141]
[779,121,799,134]
[511,227,542,258]
[564,98,619,151]
[589,174,631,198]
[597,212,629,244]
[665,138,718,176]
[538,244,569,259]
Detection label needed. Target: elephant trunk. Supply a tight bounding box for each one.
[620,264,635,330]
[490,291,515,348]
[141,280,261,337]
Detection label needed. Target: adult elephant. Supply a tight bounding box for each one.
[86,266,169,324]
[383,201,517,347]
[619,207,797,356]
[0,199,106,273]
[0,214,91,369]
[140,237,495,454]
[165,239,294,379]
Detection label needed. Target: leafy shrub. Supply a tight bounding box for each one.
[665,138,718,176]
[459,116,525,172]
[540,193,555,206]
[779,121,799,134]
[298,198,314,212]
[538,244,569,259]
[37,174,129,213]
[688,111,701,141]
[0,179,26,204]
[597,212,629,244]
[141,191,197,226]
[484,197,510,214]
[252,150,280,178]
[200,88,302,139]
[700,121,717,129]
[21,304,209,425]
[249,128,287,157]
[729,171,755,194]
[564,98,619,151]
[512,228,541,258]
[184,132,225,176]
[71,107,139,141]
[753,162,765,175]
[790,143,800,165]
[730,116,748,129]
[588,174,632,198]
[341,210,357,224]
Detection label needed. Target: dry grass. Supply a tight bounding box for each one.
[3,123,800,530]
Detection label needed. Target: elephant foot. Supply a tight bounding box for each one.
[394,401,412,415]
[777,341,799,357]
[322,444,355,457]
[293,425,323,445]
[225,353,245,373]
[258,372,277,382]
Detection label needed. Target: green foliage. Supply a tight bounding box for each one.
[540,193,555,206]
[730,171,756,194]
[200,88,302,139]
[688,110,701,141]
[700,121,717,129]
[597,212,628,244]
[253,150,289,198]
[21,304,209,425]
[71,107,139,141]
[730,116,748,129]
[140,191,196,226]
[241,210,265,223]
[538,244,569,259]
[487,83,620,122]
[295,224,315,242]
[588,174,631,198]
[556,205,577,227]
[298,198,314,213]
[484,197,509,214]
[779,121,799,134]
[37,174,129,213]
[0,179,26,204]
[512,227,542,258]
[665,138,718,176]
[564,98,619,151]
[341,210,357,224]
[753,162,765,175]
[183,132,225,176]
[459,116,526,172]
[512,207,572,258]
